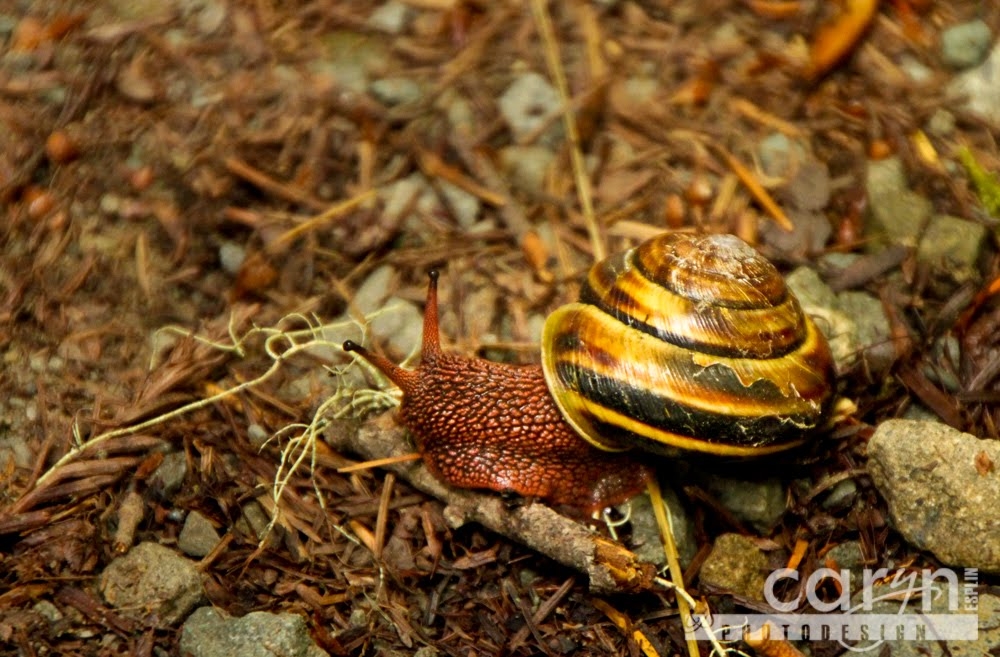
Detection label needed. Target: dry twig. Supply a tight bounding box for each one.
[324,413,657,595]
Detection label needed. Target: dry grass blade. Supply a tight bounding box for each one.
[28,455,142,488]
[0,510,52,535]
[224,156,326,212]
[436,6,515,90]
[0,584,51,609]
[785,537,809,572]
[508,577,574,652]
[22,433,165,507]
[373,472,395,561]
[746,0,802,20]
[530,0,603,260]
[337,453,422,473]
[417,150,507,207]
[648,476,699,657]
[591,598,660,657]
[729,97,803,138]
[20,473,124,508]
[55,586,138,636]
[504,579,556,657]
[897,364,964,429]
[714,146,793,232]
[271,189,378,251]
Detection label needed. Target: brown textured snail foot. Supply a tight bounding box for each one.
[324,412,657,594]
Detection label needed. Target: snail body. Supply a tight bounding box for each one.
[344,233,835,513]
[344,271,651,512]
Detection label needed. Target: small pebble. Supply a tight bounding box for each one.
[129,165,155,190]
[368,1,411,34]
[237,501,277,547]
[699,534,770,601]
[0,435,33,470]
[926,108,956,136]
[865,156,931,248]
[622,75,659,104]
[917,214,988,282]
[32,600,63,624]
[702,474,787,534]
[370,76,421,106]
[150,451,189,497]
[247,423,269,449]
[99,542,204,625]
[941,19,993,69]
[821,478,858,511]
[757,132,807,179]
[191,0,228,35]
[45,130,80,164]
[29,352,46,373]
[824,540,865,571]
[417,179,480,229]
[949,43,1000,129]
[349,608,367,627]
[178,511,221,558]
[218,241,246,275]
[498,72,562,144]
[369,298,423,358]
[899,53,933,83]
[25,187,56,219]
[100,193,123,216]
[499,145,554,194]
[353,264,395,316]
[924,334,961,392]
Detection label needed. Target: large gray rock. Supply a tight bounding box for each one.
[785,267,890,373]
[699,533,770,602]
[700,474,786,535]
[628,488,697,568]
[498,72,562,145]
[867,419,1000,573]
[950,42,1000,129]
[865,157,931,248]
[917,214,988,282]
[181,607,328,657]
[99,542,204,626]
[941,19,993,69]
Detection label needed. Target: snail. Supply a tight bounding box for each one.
[343,232,835,514]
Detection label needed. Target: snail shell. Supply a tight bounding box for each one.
[541,232,835,456]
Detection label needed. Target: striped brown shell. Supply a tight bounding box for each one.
[540,232,835,456]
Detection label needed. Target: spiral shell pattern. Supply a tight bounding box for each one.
[540,232,835,455]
